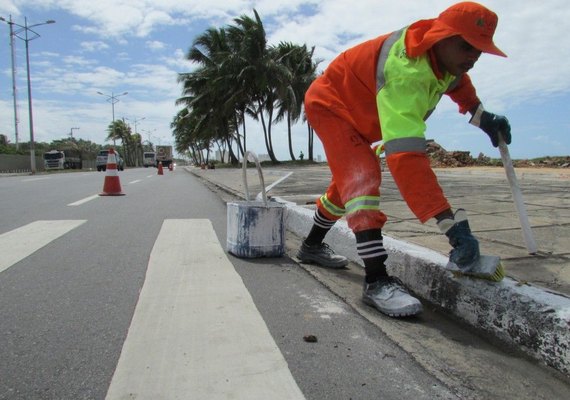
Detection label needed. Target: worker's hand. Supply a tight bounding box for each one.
[479,111,512,147]
[437,209,480,266]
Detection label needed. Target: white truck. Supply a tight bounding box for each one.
[155,145,173,168]
[96,149,125,172]
[43,150,83,170]
[143,151,156,168]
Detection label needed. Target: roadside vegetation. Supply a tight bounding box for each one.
[174,10,320,166]
[2,10,567,170]
[0,119,155,168]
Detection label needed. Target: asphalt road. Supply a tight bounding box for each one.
[0,167,568,399]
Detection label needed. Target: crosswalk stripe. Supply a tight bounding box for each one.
[0,220,87,274]
[105,219,305,400]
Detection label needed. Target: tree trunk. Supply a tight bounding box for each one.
[226,136,239,164]
[233,113,244,160]
[242,117,247,157]
[266,107,278,163]
[287,112,296,161]
[257,99,271,157]
[308,122,314,161]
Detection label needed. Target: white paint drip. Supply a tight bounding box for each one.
[299,293,347,319]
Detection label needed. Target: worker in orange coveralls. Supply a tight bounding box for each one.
[297,2,511,317]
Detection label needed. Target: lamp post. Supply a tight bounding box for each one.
[141,128,157,148]
[97,91,128,146]
[97,91,128,122]
[126,117,146,167]
[69,127,80,139]
[142,128,156,147]
[126,116,145,135]
[1,16,55,174]
[1,16,20,150]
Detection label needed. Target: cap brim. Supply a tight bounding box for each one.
[464,37,507,57]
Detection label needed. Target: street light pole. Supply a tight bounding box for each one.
[126,117,146,167]
[1,16,55,174]
[126,116,145,134]
[69,127,80,139]
[23,18,36,173]
[97,91,128,146]
[6,16,20,150]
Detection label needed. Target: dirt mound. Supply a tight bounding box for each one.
[425,140,570,168]
[426,141,477,167]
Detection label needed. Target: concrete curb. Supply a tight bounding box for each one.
[283,203,570,377]
[186,167,569,377]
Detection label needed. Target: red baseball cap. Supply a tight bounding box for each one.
[407,2,507,58]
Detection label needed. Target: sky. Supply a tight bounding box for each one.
[0,0,569,161]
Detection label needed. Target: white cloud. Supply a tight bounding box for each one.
[1,0,569,159]
[63,55,96,66]
[80,41,109,52]
[161,48,194,71]
[146,40,166,51]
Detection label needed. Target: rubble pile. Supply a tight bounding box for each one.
[426,141,477,167]
[514,156,570,168]
[425,140,570,168]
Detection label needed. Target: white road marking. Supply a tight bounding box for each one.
[106,219,305,400]
[0,220,87,274]
[68,194,99,206]
[129,179,142,184]
[256,171,294,201]
[21,177,51,182]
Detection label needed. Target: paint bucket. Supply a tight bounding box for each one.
[226,151,285,258]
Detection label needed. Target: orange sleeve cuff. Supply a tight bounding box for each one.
[447,74,480,115]
[386,152,451,223]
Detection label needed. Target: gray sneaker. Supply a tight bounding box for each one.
[297,242,348,269]
[363,277,423,317]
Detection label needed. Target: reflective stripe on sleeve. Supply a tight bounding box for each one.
[376,29,404,92]
[383,137,426,155]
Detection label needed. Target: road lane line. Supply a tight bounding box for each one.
[68,194,99,206]
[255,171,294,201]
[21,177,51,182]
[106,219,305,400]
[129,179,142,184]
[0,220,87,274]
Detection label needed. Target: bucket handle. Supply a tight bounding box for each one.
[242,151,268,207]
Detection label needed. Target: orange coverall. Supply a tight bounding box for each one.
[305,23,480,233]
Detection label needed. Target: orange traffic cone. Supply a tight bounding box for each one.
[99,148,125,196]
[157,161,164,175]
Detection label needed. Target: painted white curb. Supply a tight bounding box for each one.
[283,203,570,377]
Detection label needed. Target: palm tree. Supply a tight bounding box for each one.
[273,43,319,161]
[227,9,287,163]
[106,119,132,164]
[131,133,143,166]
[175,9,320,164]
[178,26,243,164]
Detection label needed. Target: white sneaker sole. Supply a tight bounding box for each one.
[362,296,423,317]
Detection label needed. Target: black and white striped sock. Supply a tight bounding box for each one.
[355,229,389,283]
[304,209,336,246]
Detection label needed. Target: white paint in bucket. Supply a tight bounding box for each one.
[226,152,285,258]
